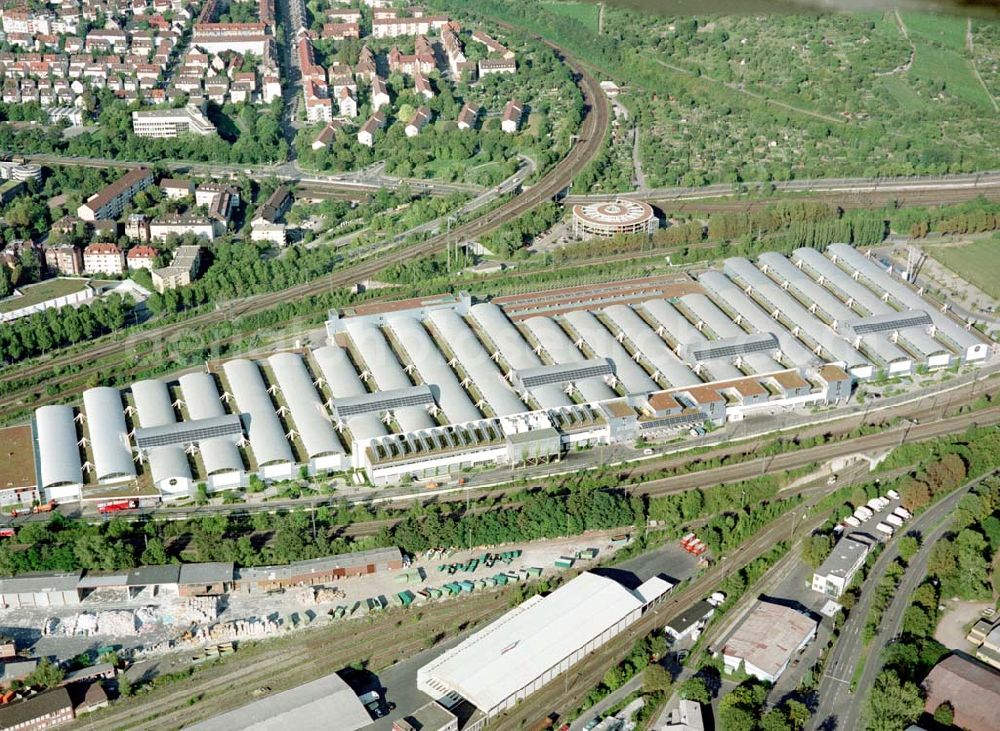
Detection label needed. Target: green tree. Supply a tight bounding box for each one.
[0,266,11,298]
[932,701,954,727]
[897,535,920,563]
[118,672,133,697]
[140,538,168,566]
[26,659,65,689]
[678,677,711,704]
[802,533,834,568]
[863,670,924,731]
[760,709,791,731]
[644,663,671,694]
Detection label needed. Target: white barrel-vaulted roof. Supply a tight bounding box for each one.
[34,405,82,489]
[723,257,870,373]
[343,320,436,433]
[428,309,525,416]
[468,303,572,409]
[791,247,950,363]
[222,359,294,468]
[267,352,344,460]
[561,310,659,394]
[177,372,245,477]
[522,316,616,403]
[679,293,785,375]
[641,299,744,381]
[601,305,700,388]
[82,387,136,483]
[757,253,912,370]
[697,271,819,368]
[131,380,177,428]
[312,345,387,443]
[130,379,192,488]
[387,315,483,424]
[826,243,985,360]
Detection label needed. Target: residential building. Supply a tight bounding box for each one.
[665,599,715,641]
[126,244,158,271]
[358,111,385,147]
[371,76,390,112]
[922,654,1000,731]
[149,215,217,242]
[405,106,431,137]
[414,71,433,99]
[132,104,216,137]
[501,99,522,133]
[471,30,515,59]
[0,686,74,730]
[254,185,291,224]
[126,213,151,243]
[251,221,287,246]
[338,87,357,118]
[77,167,154,221]
[478,58,516,76]
[457,103,479,130]
[82,243,126,275]
[160,178,194,200]
[311,120,342,150]
[721,601,817,683]
[371,15,448,38]
[151,245,201,293]
[44,244,82,276]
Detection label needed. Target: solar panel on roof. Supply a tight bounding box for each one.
[331,385,434,418]
[689,333,777,362]
[134,415,243,449]
[849,311,932,335]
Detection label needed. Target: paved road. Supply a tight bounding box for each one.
[810,471,996,730]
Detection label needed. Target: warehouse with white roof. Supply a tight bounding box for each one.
[222,359,295,480]
[81,387,136,484]
[33,405,83,500]
[176,372,246,492]
[131,379,193,496]
[418,571,672,718]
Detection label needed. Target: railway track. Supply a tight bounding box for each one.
[0,46,608,413]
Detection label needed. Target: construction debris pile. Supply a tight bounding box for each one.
[44,607,161,637]
[192,616,283,644]
[312,587,346,604]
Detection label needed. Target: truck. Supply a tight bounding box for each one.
[886,489,900,500]
[0,528,15,538]
[854,506,873,522]
[844,516,862,528]
[98,499,138,514]
[885,514,904,528]
[8,508,30,518]
[875,522,894,537]
[32,500,57,514]
[893,507,911,520]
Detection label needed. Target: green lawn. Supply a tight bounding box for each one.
[0,277,91,313]
[541,1,600,33]
[927,238,1000,299]
[901,12,969,51]
[907,44,994,110]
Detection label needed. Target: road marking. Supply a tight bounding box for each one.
[823,674,851,685]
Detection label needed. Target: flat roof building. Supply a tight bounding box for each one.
[77,166,154,221]
[811,532,872,598]
[722,601,817,683]
[132,104,216,138]
[418,571,671,717]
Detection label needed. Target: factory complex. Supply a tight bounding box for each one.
[24,245,993,503]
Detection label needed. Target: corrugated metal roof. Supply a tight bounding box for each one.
[177,373,244,477]
[641,299,743,382]
[522,316,615,403]
[418,572,648,714]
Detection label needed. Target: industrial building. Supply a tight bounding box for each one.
[131,104,217,138]
[572,199,658,239]
[0,548,402,608]
[722,601,818,683]
[810,532,874,598]
[27,249,994,499]
[922,654,1000,731]
[189,671,372,731]
[417,571,672,722]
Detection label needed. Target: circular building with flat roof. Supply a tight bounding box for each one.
[572,198,657,238]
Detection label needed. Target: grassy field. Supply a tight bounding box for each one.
[541,1,601,33]
[901,11,969,50]
[905,41,994,110]
[0,278,91,313]
[927,238,1000,299]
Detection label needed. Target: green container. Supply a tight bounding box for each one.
[555,558,574,569]
[459,580,474,593]
[466,559,479,572]
[526,566,543,577]
[493,573,508,585]
[429,587,442,599]
[397,590,414,606]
